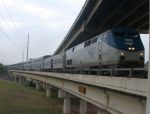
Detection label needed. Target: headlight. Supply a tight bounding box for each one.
[140,53,144,56]
[120,52,124,56]
[132,47,135,51]
[128,47,131,50]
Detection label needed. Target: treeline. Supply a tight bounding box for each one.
[0,63,6,74]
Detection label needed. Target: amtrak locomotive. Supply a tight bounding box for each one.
[9,28,145,77]
[66,28,144,69]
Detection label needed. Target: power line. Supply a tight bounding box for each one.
[0,4,23,45]
[1,0,24,39]
[0,0,27,63]
[0,27,21,48]
[0,0,30,62]
[0,11,23,46]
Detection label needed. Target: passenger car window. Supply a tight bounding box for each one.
[67,59,72,65]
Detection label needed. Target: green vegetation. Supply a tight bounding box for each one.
[0,80,62,114]
[0,63,6,74]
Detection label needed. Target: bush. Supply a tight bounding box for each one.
[0,63,6,74]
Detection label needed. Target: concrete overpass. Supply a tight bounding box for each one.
[54,0,149,55]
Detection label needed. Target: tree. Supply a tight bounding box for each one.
[0,63,6,74]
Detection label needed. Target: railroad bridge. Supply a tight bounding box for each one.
[10,0,149,114]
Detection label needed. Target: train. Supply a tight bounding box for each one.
[9,28,145,77]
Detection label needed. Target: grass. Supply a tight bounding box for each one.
[0,79,62,114]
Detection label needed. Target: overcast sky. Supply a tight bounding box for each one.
[0,0,149,65]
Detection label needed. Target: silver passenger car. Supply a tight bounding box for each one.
[32,55,50,71]
[43,56,52,70]
[51,54,65,70]
[24,61,33,70]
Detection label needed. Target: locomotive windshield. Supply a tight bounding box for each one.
[108,29,144,51]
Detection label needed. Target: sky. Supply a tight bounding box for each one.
[0,0,86,64]
[0,0,149,65]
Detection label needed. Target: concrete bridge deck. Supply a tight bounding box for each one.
[10,70,147,114]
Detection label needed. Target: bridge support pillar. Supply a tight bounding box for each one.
[46,85,52,97]
[58,90,74,113]
[97,109,107,114]
[14,76,17,82]
[80,99,87,114]
[22,77,26,85]
[36,82,40,90]
[97,110,101,114]
[58,89,75,98]
[58,89,65,98]
[43,83,46,89]
[63,97,70,114]
[19,76,22,84]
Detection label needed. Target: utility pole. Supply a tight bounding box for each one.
[22,47,24,62]
[26,32,29,62]
[22,37,25,62]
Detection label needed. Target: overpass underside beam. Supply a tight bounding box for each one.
[127,12,148,27]
[99,0,127,28]
[84,0,103,26]
[113,0,147,27]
